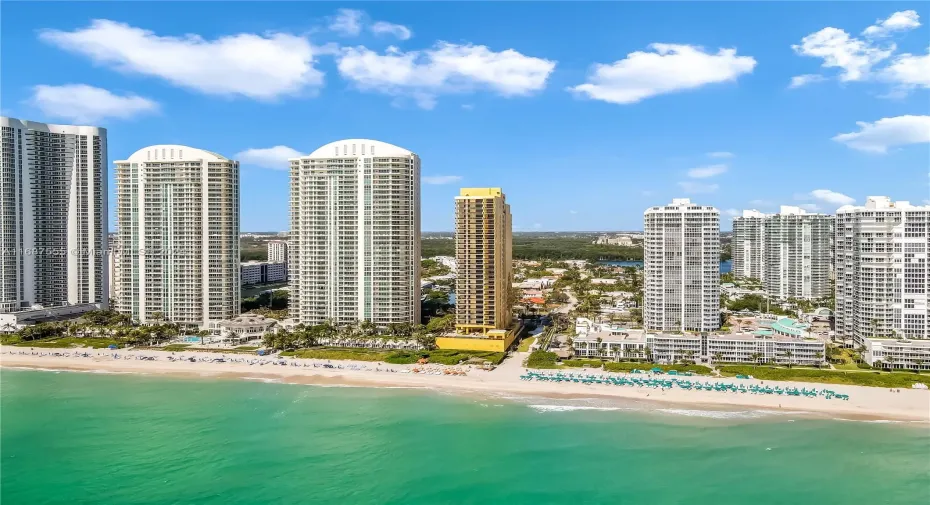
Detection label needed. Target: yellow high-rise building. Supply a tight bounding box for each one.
[444,188,515,351]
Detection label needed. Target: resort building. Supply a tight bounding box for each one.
[0,302,102,332]
[0,117,108,313]
[572,319,824,366]
[208,314,278,343]
[862,338,930,371]
[732,209,766,281]
[440,188,515,352]
[288,139,420,326]
[732,206,833,300]
[835,197,929,343]
[240,261,287,285]
[114,145,240,328]
[267,240,288,264]
[643,199,720,332]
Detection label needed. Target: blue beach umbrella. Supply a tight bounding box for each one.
[108,344,118,349]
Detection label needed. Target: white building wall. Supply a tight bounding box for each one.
[289,139,420,326]
[644,199,720,332]
[0,117,108,312]
[115,145,239,328]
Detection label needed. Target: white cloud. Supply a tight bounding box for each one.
[809,189,855,205]
[723,208,740,218]
[39,19,324,100]
[533,223,543,230]
[792,27,893,82]
[832,115,930,153]
[687,164,728,179]
[235,145,303,170]
[461,104,474,110]
[569,210,578,215]
[30,84,158,122]
[568,43,756,104]
[336,43,556,108]
[678,181,719,194]
[862,10,921,38]
[881,49,930,88]
[640,190,655,197]
[371,21,412,41]
[788,74,827,88]
[706,151,734,158]
[798,203,822,212]
[328,9,364,36]
[422,175,463,185]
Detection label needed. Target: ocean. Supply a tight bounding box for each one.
[2,369,928,505]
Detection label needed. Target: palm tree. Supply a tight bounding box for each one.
[783,350,794,368]
[913,359,924,374]
[750,352,763,364]
[814,351,824,368]
[712,351,724,364]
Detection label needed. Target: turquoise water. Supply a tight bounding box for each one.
[2,369,928,505]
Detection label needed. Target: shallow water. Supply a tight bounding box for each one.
[2,369,928,505]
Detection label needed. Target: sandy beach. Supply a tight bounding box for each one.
[3,345,928,422]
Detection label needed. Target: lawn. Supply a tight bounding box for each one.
[3,336,123,349]
[162,344,191,352]
[235,346,260,350]
[279,347,505,365]
[717,365,929,388]
[604,362,713,375]
[517,337,536,352]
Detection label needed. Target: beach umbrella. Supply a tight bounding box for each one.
[108,344,118,350]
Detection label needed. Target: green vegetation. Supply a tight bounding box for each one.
[517,337,536,353]
[1,335,122,349]
[236,346,260,350]
[162,344,191,352]
[422,236,644,262]
[562,359,604,368]
[526,350,560,369]
[717,365,929,388]
[240,236,270,261]
[421,258,452,277]
[603,362,713,375]
[279,347,504,365]
[241,289,288,313]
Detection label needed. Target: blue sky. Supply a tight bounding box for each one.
[2,2,928,232]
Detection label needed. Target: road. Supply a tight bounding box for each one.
[553,290,578,314]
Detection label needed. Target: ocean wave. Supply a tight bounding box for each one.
[241,377,280,383]
[657,408,777,419]
[528,404,629,413]
[4,366,64,373]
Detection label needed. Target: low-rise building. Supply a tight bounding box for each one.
[572,318,824,365]
[863,339,930,371]
[241,261,287,285]
[208,314,278,343]
[0,303,102,331]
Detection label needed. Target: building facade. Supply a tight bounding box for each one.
[732,209,766,281]
[454,188,513,335]
[835,197,928,343]
[267,240,288,263]
[115,145,240,327]
[644,198,720,332]
[763,206,833,300]
[288,139,420,326]
[240,261,286,285]
[0,117,108,313]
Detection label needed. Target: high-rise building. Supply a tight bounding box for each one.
[763,206,833,300]
[454,188,512,335]
[115,145,240,327]
[836,197,928,343]
[644,198,720,332]
[0,117,108,313]
[267,240,288,264]
[733,206,834,299]
[107,232,120,303]
[732,209,766,281]
[288,139,420,326]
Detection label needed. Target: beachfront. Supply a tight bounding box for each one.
[3,346,928,422]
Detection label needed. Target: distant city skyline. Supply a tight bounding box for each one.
[2,3,927,232]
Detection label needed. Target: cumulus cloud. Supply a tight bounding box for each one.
[371,21,412,41]
[832,115,930,153]
[809,189,855,205]
[568,43,756,104]
[788,74,827,88]
[422,175,463,185]
[235,145,303,170]
[687,164,728,178]
[678,181,719,194]
[798,203,822,212]
[792,11,925,94]
[336,43,556,108]
[723,209,740,218]
[30,84,158,122]
[862,10,921,38]
[39,19,324,100]
[706,151,734,158]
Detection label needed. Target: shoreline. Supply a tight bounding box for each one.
[3,346,928,423]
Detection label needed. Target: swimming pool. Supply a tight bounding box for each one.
[183,336,202,343]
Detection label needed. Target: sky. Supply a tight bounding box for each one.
[2,2,928,232]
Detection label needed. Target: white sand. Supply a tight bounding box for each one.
[3,346,928,422]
